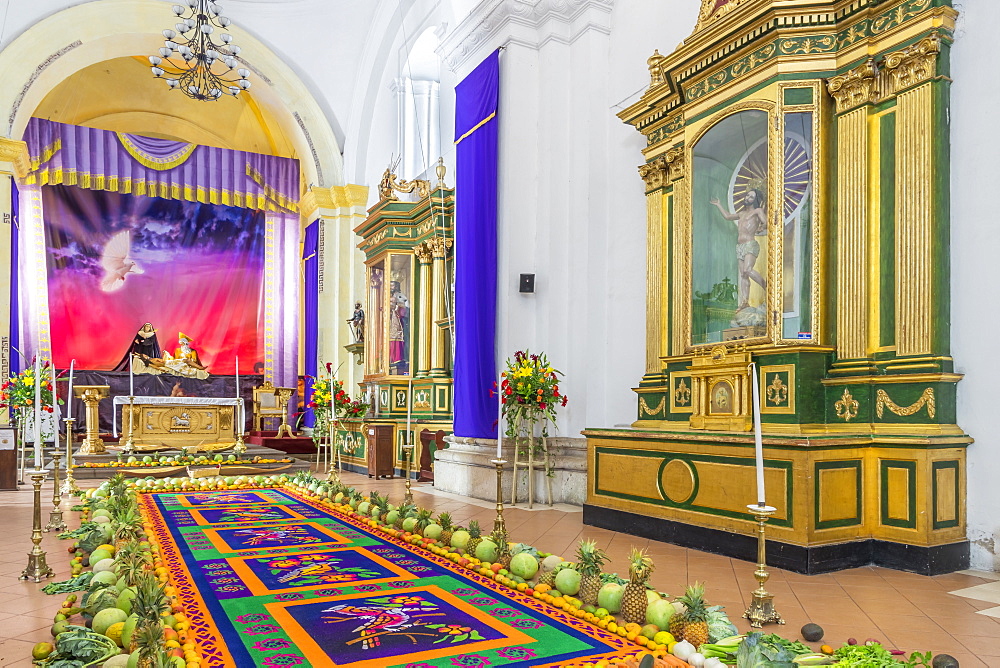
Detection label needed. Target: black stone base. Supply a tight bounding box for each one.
[583,503,969,575]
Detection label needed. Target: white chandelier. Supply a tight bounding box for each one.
[148,1,251,101]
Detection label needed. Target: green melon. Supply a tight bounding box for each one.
[423,524,443,540]
[510,553,539,579]
[116,587,137,615]
[555,568,581,596]
[126,649,141,668]
[91,510,112,521]
[474,539,498,563]
[103,655,131,668]
[385,510,400,526]
[121,614,140,648]
[646,598,674,629]
[401,517,418,533]
[92,571,118,587]
[93,607,127,635]
[450,530,471,551]
[357,501,371,515]
[93,558,116,574]
[597,583,624,614]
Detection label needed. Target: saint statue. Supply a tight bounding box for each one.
[347,302,365,343]
[113,323,161,371]
[388,281,409,374]
[133,331,209,379]
[710,184,767,321]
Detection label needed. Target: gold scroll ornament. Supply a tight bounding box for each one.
[834,388,859,422]
[875,388,935,419]
[639,396,666,417]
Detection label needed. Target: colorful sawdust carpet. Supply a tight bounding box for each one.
[142,488,634,668]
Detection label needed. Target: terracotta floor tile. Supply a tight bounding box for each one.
[950,634,1000,655]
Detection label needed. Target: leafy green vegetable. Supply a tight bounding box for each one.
[42,625,119,667]
[737,632,796,668]
[833,642,904,667]
[761,633,813,656]
[706,604,739,642]
[41,572,95,595]
[57,523,98,540]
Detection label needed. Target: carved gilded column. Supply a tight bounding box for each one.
[638,157,669,374]
[665,149,686,357]
[415,243,433,377]
[428,236,453,377]
[828,61,877,363]
[883,35,941,357]
[0,139,28,426]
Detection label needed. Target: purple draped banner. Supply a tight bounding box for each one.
[23,118,298,213]
[453,50,500,439]
[9,181,19,375]
[302,221,319,428]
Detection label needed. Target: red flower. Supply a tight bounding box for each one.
[553,390,560,397]
[561,397,568,407]
[539,402,547,410]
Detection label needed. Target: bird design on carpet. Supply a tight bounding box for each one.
[234,525,321,546]
[100,230,144,292]
[321,604,439,649]
[274,557,381,585]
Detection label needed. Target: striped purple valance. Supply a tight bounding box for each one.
[22,118,299,213]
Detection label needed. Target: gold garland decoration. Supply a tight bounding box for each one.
[875,387,935,419]
[639,396,666,416]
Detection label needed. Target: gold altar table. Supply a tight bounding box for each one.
[114,396,241,449]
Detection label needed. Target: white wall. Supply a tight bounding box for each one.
[950,0,1000,571]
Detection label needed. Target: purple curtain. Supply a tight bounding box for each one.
[9,181,19,375]
[23,118,298,213]
[302,221,319,428]
[453,50,500,439]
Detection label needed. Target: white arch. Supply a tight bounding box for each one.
[0,0,344,187]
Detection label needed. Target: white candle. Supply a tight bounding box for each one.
[497,371,503,458]
[749,362,765,507]
[129,353,135,397]
[33,354,42,469]
[67,359,75,421]
[235,356,240,400]
[406,378,413,447]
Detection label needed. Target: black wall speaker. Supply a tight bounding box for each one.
[519,273,535,293]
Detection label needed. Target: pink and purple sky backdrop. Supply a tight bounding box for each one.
[44,185,264,373]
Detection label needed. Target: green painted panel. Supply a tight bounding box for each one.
[879,112,897,349]
[783,87,813,106]
[814,460,863,529]
[931,460,960,530]
[593,447,794,527]
[880,459,917,529]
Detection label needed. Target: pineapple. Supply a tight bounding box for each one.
[465,520,483,555]
[371,492,390,522]
[492,530,511,569]
[672,582,710,648]
[576,540,609,606]
[621,547,655,625]
[437,513,454,545]
[415,508,434,535]
[395,503,415,530]
[538,564,558,587]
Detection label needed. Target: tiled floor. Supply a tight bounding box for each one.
[2,470,999,667]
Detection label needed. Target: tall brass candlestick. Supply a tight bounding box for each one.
[490,459,507,536]
[20,470,54,582]
[402,444,415,505]
[743,504,784,628]
[45,452,67,532]
[233,398,247,457]
[61,417,81,497]
[120,397,136,453]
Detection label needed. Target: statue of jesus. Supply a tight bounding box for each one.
[710,187,767,311]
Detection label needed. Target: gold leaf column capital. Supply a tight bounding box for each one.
[827,59,879,114]
[881,33,942,97]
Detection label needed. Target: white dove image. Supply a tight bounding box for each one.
[99,230,144,292]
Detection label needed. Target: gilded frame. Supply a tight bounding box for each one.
[684,100,779,352]
[363,249,417,382]
[776,80,824,346]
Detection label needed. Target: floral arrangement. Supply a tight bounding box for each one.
[307,363,370,448]
[0,361,60,414]
[496,350,567,439]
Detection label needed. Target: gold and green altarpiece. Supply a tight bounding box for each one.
[583,0,967,574]
[344,168,455,478]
